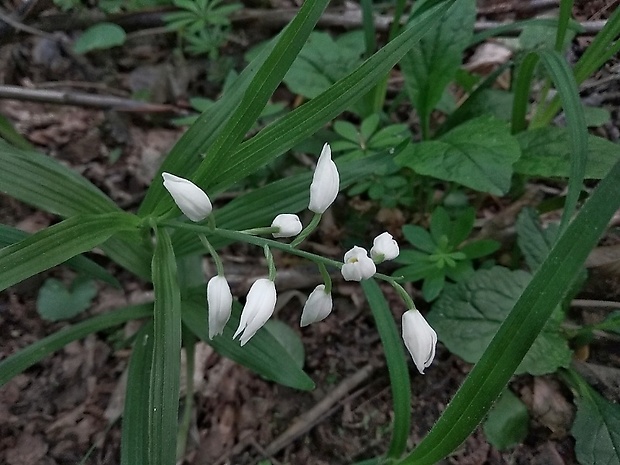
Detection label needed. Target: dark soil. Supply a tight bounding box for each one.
[1,1,619,464]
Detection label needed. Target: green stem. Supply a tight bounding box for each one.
[318,263,332,293]
[264,245,276,281]
[161,220,397,283]
[198,234,224,276]
[290,213,322,248]
[390,281,415,310]
[239,226,280,236]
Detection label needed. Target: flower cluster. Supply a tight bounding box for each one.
[161,142,437,372]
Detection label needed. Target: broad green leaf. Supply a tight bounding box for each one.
[149,227,182,465]
[37,277,98,321]
[362,279,411,458]
[121,321,153,465]
[403,158,620,464]
[0,224,119,287]
[284,31,365,99]
[442,89,513,133]
[570,371,620,465]
[402,225,436,253]
[400,0,476,136]
[397,116,521,194]
[182,301,314,391]
[0,304,153,386]
[0,213,140,292]
[264,320,305,369]
[514,127,620,179]
[73,23,126,54]
[483,390,529,450]
[515,208,559,271]
[427,267,571,375]
[459,240,499,259]
[583,106,611,127]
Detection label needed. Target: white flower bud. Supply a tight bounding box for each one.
[341,246,376,281]
[370,232,400,263]
[162,172,212,222]
[300,284,332,327]
[207,275,233,339]
[402,309,437,374]
[233,278,277,346]
[271,214,303,238]
[309,143,340,214]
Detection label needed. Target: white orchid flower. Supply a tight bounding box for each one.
[402,309,437,374]
[341,246,376,281]
[162,172,212,222]
[233,278,277,346]
[309,143,340,214]
[207,275,233,339]
[300,284,332,327]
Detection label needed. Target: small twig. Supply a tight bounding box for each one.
[571,299,620,309]
[0,84,182,113]
[478,0,559,16]
[0,10,57,40]
[263,363,377,457]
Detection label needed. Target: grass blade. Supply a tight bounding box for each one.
[400,160,620,464]
[149,226,182,465]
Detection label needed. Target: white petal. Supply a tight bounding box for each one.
[402,309,437,374]
[341,246,376,281]
[207,276,233,339]
[309,143,340,214]
[271,214,303,238]
[234,279,277,346]
[162,172,212,222]
[370,232,400,263]
[300,285,332,327]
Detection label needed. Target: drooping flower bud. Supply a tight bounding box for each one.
[402,309,437,374]
[271,214,303,238]
[162,172,212,222]
[300,284,332,327]
[370,232,400,263]
[309,143,340,214]
[233,278,277,346]
[341,246,376,281]
[207,275,233,339]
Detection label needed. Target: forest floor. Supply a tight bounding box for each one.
[1,0,619,464]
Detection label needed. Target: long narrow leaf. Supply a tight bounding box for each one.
[0,142,117,216]
[121,321,154,465]
[0,304,152,386]
[362,280,411,459]
[0,223,119,287]
[536,49,587,231]
[149,227,182,465]
[193,1,455,195]
[0,213,141,292]
[401,160,620,465]
[144,0,330,218]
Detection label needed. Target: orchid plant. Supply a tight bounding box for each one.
[161,143,434,364]
[1,0,620,464]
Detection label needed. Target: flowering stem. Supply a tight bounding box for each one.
[264,245,277,281]
[162,220,396,282]
[390,281,416,310]
[290,213,322,248]
[318,263,332,294]
[239,226,280,236]
[198,234,225,276]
